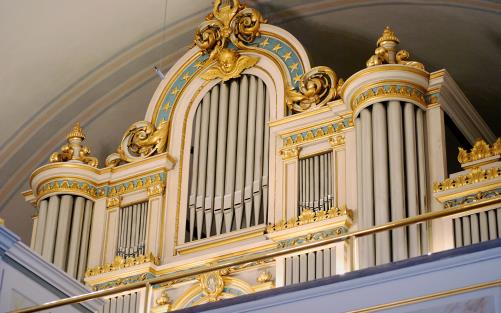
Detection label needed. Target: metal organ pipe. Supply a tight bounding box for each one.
[34,199,48,254]
[196,93,211,239]
[204,84,220,236]
[186,75,269,241]
[223,80,240,232]
[234,76,249,231]
[361,109,375,267]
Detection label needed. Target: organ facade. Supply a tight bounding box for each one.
[15,0,500,312]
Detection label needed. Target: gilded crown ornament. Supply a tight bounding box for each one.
[285,66,339,113]
[49,122,98,167]
[106,120,169,167]
[457,138,501,168]
[366,26,425,70]
[195,0,265,81]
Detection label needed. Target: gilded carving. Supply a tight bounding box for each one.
[198,271,225,302]
[106,120,168,167]
[148,183,165,197]
[285,66,339,113]
[366,27,425,71]
[155,290,172,310]
[200,47,258,81]
[195,0,265,82]
[433,166,501,192]
[106,196,121,209]
[267,206,352,233]
[85,253,160,277]
[280,146,300,160]
[49,123,98,167]
[256,270,272,283]
[457,138,501,166]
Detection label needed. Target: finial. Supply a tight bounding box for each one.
[66,122,85,140]
[377,26,400,47]
[49,122,98,167]
[366,26,425,70]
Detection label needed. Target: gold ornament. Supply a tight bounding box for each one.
[256,271,272,283]
[200,47,258,81]
[366,26,425,70]
[106,120,168,167]
[457,138,501,166]
[195,0,265,82]
[49,123,98,167]
[285,66,339,113]
[199,271,225,302]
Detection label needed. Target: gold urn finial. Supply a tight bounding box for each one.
[377,26,400,47]
[366,26,424,70]
[66,122,86,140]
[49,122,98,167]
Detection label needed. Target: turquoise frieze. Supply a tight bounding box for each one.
[282,116,352,147]
[443,187,501,209]
[38,172,166,199]
[154,35,305,126]
[93,272,156,291]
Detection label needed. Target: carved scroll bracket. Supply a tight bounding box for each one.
[106,120,168,167]
[285,66,339,113]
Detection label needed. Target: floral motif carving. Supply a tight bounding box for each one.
[457,138,501,166]
[85,253,160,277]
[266,206,352,233]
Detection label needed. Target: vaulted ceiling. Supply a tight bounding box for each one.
[1,0,500,242]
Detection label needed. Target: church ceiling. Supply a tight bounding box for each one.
[1,0,500,241]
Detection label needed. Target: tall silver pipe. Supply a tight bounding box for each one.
[361,108,374,267]
[77,200,93,281]
[244,76,257,227]
[214,82,230,234]
[54,195,73,269]
[223,80,240,232]
[67,197,85,278]
[416,109,428,252]
[42,195,60,262]
[205,84,220,236]
[404,103,420,257]
[319,154,325,211]
[196,93,211,239]
[313,155,320,211]
[372,103,390,265]
[387,101,408,261]
[189,106,202,241]
[234,76,249,230]
[355,117,365,268]
[262,88,270,223]
[34,199,48,254]
[252,79,266,224]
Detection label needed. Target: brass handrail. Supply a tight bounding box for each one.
[10,196,501,313]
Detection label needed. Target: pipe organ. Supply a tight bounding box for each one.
[21,1,499,311]
[117,201,149,258]
[186,75,270,241]
[355,101,428,268]
[298,151,334,214]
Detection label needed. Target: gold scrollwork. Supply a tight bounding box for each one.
[366,26,425,71]
[458,138,501,166]
[195,0,265,82]
[285,66,339,113]
[267,206,352,233]
[198,271,225,302]
[49,123,98,167]
[85,253,160,277]
[106,120,168,167]
[433,166,501,192]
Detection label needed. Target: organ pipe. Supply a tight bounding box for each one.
[186,75,269,241]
